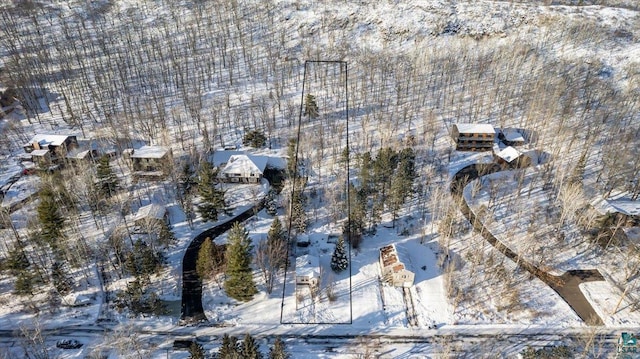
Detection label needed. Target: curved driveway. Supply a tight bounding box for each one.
[451,164,604,326]
[180,201,264,324]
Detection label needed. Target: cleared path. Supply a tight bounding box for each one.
[451,163,604,326]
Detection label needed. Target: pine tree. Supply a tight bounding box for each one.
[37,186,65,250]
[157,221,176,248]
[243,129,267,148]
[330,236,348,272]
[51,261,73,295]
[197,162,229,222]
[14,271,34,296]
[196,237,214,279]
[224,223,257,302]
[6,244,30,276]
[95,155,119,198]
[241,333,263,359]
[265,189,278,216]
[217,334,241,359]
[188,342,205,359]
[290,192,308,233]
[267,217,285,244]
[286,138,298,179]
[268,337,290,359]
[303,94,319,119]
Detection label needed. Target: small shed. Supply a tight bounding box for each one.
[30,149,52,168]
[494,146,531,168]
[500,128,526,146]
[295,254,320,288]
[379,244,415,288]
[133,203,169,232]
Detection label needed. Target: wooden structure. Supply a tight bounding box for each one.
[295,254,320,288]
[133,203,169,230]
[129,145,173,179]
[379,244,415,288]
[23,134,78,167]
[451,123,495,151]
[493,146,531,168]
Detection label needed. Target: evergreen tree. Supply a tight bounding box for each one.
[179,161,196,195]
[267,217,285,244]
[241,333,263,359]
[265,189,278,216]
[14,271,34,296]
[268,337,290,359]
[197,162,229,222]
[330,236,348,272]
[303,94,319,119]
[196,237,214,279]
[290,192,308,234]
[95,155,119,198]
[243,129,267,148]
[224,223,257,302]
[6,244,30,276]
[188,342,205,359]
[217,334,241,359]
[286,138,298,179]
[50,261,73,295]
[37,186,65,250]
[157,221,176,248]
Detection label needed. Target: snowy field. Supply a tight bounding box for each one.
[0,0,639,357]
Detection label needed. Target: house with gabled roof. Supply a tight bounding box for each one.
[133,203,169,232]
[127,145,173,179]
[493,145,531,168]
[379,244,415,288]
[219,154,268,183]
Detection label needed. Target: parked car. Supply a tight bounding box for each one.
[56,339,82,349]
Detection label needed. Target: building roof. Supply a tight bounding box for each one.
[221,154,268,175]
[592,198,640,217]
[295,254,320,278]
[209,150,246,168]
[25,134,73,148]
[503,128,525,143]
[130,145,170,159]
[30,149,50,156]
[495,146,521,163]
[380,244,413,273]
[454,123,495,135]
[66,149,92,160]
[134,203,167,222]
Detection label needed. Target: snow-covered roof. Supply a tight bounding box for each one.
[134,203,166,221]
[130,145,170,159]
[210,150,246,168]
[495,146,521,163]
[454,123,495,134]
[592,197,640,217]
[295,254,319,278]
[66,149,92,160]
[503,128,525,142]
[24,134,72,147]
[221,154,268,175]
[380,244,412,273]
[30,149,50,156]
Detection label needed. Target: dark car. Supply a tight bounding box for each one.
[56,339,82,349]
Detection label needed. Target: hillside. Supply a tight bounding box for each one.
[0,0,639,357]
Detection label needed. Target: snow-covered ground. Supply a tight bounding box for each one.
[0,0,639,357]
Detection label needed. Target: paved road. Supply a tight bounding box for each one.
[451,163,605,326]
[180,201,264,324]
